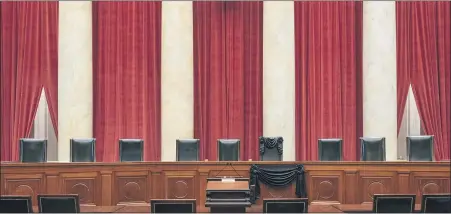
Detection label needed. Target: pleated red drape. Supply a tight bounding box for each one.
[93,2,162,162]
[193,2,263,161]
[0,2,58,161]
[42,3,59,137]
[295,2,363,161]
[409,2,450,160]
[396,2,413,134]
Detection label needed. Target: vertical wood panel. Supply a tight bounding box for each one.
[100,171,112,206]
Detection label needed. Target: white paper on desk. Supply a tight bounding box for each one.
[221,178,235,183]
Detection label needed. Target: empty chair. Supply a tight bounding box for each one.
[250,184,256,203]
[70,138,96,162]
[217,139,240,161]
[0,196,33,213]
[20,138,47,162]
[38,194,80,213]
[421,194,451,213]
[119,139,144,162]
[372,194,416,213]
[407,136,434,161]
[259,136,283,161]
[360,137,386,161]
[318,138,342,161]
[263,198,308,213]
[150,199,196,213]
[176,139,200,161]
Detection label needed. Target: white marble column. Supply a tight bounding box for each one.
[161,2,194,161]
[58,2,93,162]
[363,2,397,161]
[34,90,58,161]
[397,86,422,159]
[34,90,48,140]
[263,1,295,161]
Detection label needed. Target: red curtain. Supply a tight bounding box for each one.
[193,2,263,161]
[93,2,162,162]
[0,2,58,161]
[42,3,59,137]
[294,2,363,161]
[396,2,413,134]
[409,2,450,160]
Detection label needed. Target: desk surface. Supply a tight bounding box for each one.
[31,204,427,213]
[2,161,449,211]
[333,203,422,212]
[32,204,342,213]
[206,180,249,190]
[32,206,123,213]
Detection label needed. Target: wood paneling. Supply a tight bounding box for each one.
[1,161,449,212]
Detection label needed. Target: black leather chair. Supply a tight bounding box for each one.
[407,136,434,161]
[19,138,47,162]
[70,138,95,162]
[318,138,342,161]
[249,184,256,204]
[150,199,196,213]
[259,136,283,161]
[176,139,200,161]
[38,194,80,213]
[360,137,386,161]
[421,194,451,213]
[372,194,416,213]
[263,198,308,213]
[0,196,33,213]
[119,139,144,162]
[217,139,240,161]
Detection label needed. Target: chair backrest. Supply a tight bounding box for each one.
[259,136,283,161]
[421,194,451,213]
[38,194,80,213]
[360,137,386,161]
[119,139,144,162]
[70,138,96,162]
[20,138,47,162]
[176,139,200,161]
[372,194,416,213]
[217,139,240,161]
[318,138,342,161]
[0,195,33,213]
[263,198,308,213]
[150,199,196,213]
[407,136,434,161]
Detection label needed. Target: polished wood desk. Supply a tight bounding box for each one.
[1,161,449,213]
[30,204,341,213]
[32,205,123,213]
[115,204,343,213]
[333,203,422,212]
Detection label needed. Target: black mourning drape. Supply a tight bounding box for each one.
[249,164,307,203]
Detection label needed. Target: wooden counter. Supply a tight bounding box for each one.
[30,204,342,213]
[332,203,422,213]
[1,161,449,212]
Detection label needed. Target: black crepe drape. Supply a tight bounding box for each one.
[249,164,307,203]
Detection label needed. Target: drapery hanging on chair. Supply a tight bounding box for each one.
[249,164,307,204]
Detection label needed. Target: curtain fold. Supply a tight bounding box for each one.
[93,2,162,162]
[409,2,450,160]
[294,2,363,161]
[0,2,58,161]
[396,2,413,134]
[42,2,59,137]
[193,1,263,161]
